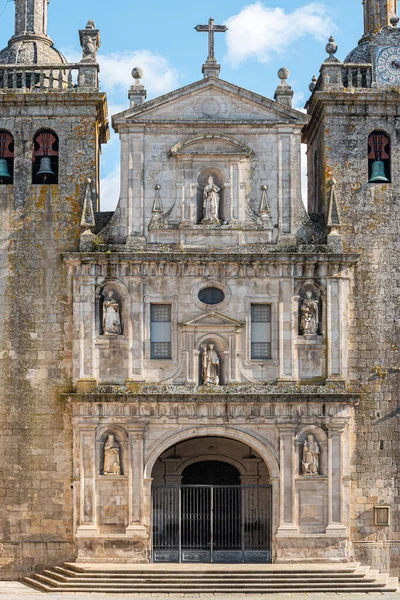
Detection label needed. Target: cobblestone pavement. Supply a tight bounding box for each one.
[0,582,399,599]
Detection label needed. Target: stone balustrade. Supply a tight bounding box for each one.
[342,63,372,89]
[0,62,99,92]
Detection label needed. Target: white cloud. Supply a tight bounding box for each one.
[100,166,120,212]
[98,50,180,97]
[225,2,333,66]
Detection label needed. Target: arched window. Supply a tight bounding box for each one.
[368,131,391,184]
[32,129,59,184]
[0,130,14,184]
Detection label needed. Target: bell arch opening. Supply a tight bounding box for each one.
[151,436,272,564]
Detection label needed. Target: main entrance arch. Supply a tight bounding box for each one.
[150,436,273,563]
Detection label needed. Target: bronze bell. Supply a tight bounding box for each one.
[0,158,11,182]
[37,156,55,180]
[369,159,390,183]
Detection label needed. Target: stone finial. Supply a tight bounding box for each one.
[324,36,340,63]
[79,20,101,63]
[259,185,273,228]
[80,179,97,251]
[390,15,400,27]
[128,67,147,107]
[152,184,163,214]
[274,67,294,108]
[309,75,318,93]
[327,178,343,252]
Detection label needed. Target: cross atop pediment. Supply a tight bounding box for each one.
[195,17,228,78]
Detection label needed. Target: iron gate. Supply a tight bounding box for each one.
[152,485,272,563]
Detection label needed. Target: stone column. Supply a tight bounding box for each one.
[277,425,298,534]
[126,427,148,538]
[278,279,296,383]
[76,279,97,392]
[326,274,348,383]
[76,425,99,537]
[326,424,347,534]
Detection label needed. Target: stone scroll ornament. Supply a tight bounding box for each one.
[300,290,320,335]
[201,343,220,385]
[301,435,320,476]
[102,290,122,335]
[202,176,220,224]
[103,434,121,475]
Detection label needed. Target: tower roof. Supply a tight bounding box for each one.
[0,0,66,65]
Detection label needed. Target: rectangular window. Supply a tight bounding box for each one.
[251,304,271,359]
[150,304,172,359]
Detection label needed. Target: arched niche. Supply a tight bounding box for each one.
[0,130,14,185]
[295,425,328,477]
[95,279,128,337]
[32,128,59,184]
[197,334,228,386]
[295,280,326,337]
[368,130,391,183]
[196,166,227,224]
[96,425,128,477]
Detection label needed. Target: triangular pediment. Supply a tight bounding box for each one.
[112,77,309,127]
[180,311,244,328]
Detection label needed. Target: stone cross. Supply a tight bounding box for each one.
[195,17,227,61]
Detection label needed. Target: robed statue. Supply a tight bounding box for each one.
[102,290,122,335]
[301,435,320,475]
[300,290,320,335]
[202,175,220,224]
[201,343,220,385]
[103,434,121,475]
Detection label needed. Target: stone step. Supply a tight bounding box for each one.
[23,562,398,595]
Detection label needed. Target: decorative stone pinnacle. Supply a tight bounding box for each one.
[81,179,96,230]
[326,36,338,58]
[274,67,293,107]
[309,75,318,92]
[129,67,146,107]
[79,20,101,63]
[195,17,228,78]
[391,15,400,27]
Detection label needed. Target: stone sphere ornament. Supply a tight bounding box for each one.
[132,67,144,81]
[391,15,400,27]
[326,36,338,57]
[278,67,290,82]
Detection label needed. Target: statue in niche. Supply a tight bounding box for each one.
[202,175,220,224]
[103,434,121,475]
[201,343,220,385]
[301,435,320,476]
[102,290,122,335]
[300,289,320,335]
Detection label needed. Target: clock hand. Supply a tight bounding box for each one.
[392,60,400,69]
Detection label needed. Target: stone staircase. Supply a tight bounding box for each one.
[24,562,399,594]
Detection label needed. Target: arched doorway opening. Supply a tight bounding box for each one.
[151,437,272,563]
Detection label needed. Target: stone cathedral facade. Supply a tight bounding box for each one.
[0,0,398,580]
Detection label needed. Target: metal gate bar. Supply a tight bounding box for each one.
[152,485,272,563]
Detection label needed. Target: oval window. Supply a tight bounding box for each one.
[198,287,225,305]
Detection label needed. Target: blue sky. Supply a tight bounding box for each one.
[0,0,363,209]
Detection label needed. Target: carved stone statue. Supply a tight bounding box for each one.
[300,290,320,335]
[301,435,320,475]
[202,175,220,224]
[102,290,122,335]
[201,343,220,385]
[103,434,121,475]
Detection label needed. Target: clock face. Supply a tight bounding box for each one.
[377,46,400,84]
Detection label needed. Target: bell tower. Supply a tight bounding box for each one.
[0,0,108,579]
[304,0,400,576]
